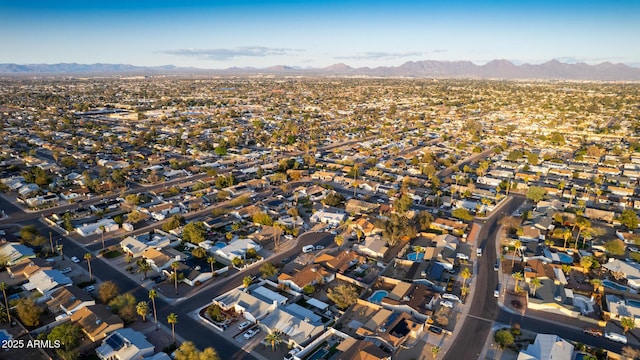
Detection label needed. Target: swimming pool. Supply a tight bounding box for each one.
[369,290,388,304]
[406,252,425,261]
[557,253,573,264]
[626,299,640,308]
[603,280,629,292]
[0,329,11,343]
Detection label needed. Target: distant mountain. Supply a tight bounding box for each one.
[1,60,640,80]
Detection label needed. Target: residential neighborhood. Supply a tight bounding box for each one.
[0,77,639,360]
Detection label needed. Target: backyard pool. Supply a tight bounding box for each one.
[557,253,573,264]
[626,299,640,308]
[406,252,425,261]
[308,348,329,360]
[369,290,388,304]
[603,280,629,292]
[543,248,574,264]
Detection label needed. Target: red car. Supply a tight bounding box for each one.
[583,328,603,337]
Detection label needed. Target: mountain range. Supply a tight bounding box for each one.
[1,59,640,80]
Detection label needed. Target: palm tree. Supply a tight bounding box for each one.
[334,235,344,249]
[167,313,178,343]
[530,277,541,297]
[136,301,149,322]
[137,259,152,280]
[171,261,180,295]
[149,289,158,330]
[414,245,424,260]
[265,331,283,352]
[621,317,635,333]
[562,229,572,249]
[590,278,602,293]
[99,224,106,250]
[273,223,285,250]
[511,240,522,267]
[512,272,524,292]
[460,267,472,291]
[243,276,252,290]
[356,229,364,243]
[431,346,441,359]
[352,164,359,197]
[0,282,10,323]
[84,253,93,281]
[207,257,216,278]
[574,217,591,249]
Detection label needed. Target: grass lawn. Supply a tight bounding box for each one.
[103,249,123,259]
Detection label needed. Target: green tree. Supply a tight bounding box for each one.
[259,262,277,278]
[137,259,152,280]
[620,209,639,230]
[604,239,625,256]
[162,214,184,232]
[174,341,220,360]
[580,256,597,274]
[265,331,283,352]
[252,211,274,226]
[512,272,524,292]
[452,208,474,221]
[48,323,82,360]
[84,252,93,280]
[526,186,546,203]
[327,284,359,309]
[494,329,514,349]
[621,317,636,333]
[109,293,137,323]
[243,276,253,289]
[167,313,178,343]
[149,289,158,330]
[395,193,413,214]
[192,247,207,259]
[323,192,345,207]
[207,257,216,277]
[431,346,441,359]
[303,284,315,295]
[460,267,472,292]
[171,261,180,295]
[206,304,225,322]
[99,281,120,303]
[530,277,542,297]
[511,240,522,267]
[334,235,344,249]
[16,297,42,326]
[182,221,206,244]
[417,211,434,231]
[136,301,149,322]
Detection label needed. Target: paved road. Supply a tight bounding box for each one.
[443,196,524,360]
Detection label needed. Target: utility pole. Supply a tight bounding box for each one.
[49,232,54,256]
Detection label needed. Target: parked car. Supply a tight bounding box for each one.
[281,257,292,264]
[476,248,482,257]
[84,285,95,292]
[428,325,443,335]
[493,261,500,271]
[440,300,454,308]
[604,332,627,344]
[70,256,80,263]
[442,293,460,302]
[456,253,469,261]
[315,245,325,250]
[583,328,603,337]
[238,321,251,330]
[243,328,260,339]
[60,267,72,274]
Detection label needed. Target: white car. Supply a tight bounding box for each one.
[442,293,460,302]
[440,300,454,308]
[243,328,260,339]
[71,256,80,263]
[456,253,469,261]
[238,321,251,330]
[60,267,72,274]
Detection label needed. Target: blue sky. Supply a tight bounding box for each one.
[2,1,639,68]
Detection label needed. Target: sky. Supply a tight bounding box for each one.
[1,0,639,69]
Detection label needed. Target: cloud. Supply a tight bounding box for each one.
[337,50,446,61]
[160,46,303,60]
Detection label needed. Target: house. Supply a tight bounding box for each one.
[345,199,379,214]
[213,288,274,324]
[309,210,346,227]
[22,269,72,296]
[25,193,59,207]
[605,295,640,327]
[519,226,542,242]
[352,305,423,349]
[315,250,365,274]
[0,241,36,265]
[603,259,640,289]
[354,235,389,259]
[120,236,149,258]
[47,285,95,316]
[70,304,124,342]
[96,328,155,360]
[277,264,335,292]
[141,247,183,272]
[213,238,261,264]
[76,218,118,237]
[259,308,325,347]
[374,281,438,321]
[353,218,382,237]
[149,202,182,221]
[335,338,392,360]
[7,258,51,278]
[516,334,574,360]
